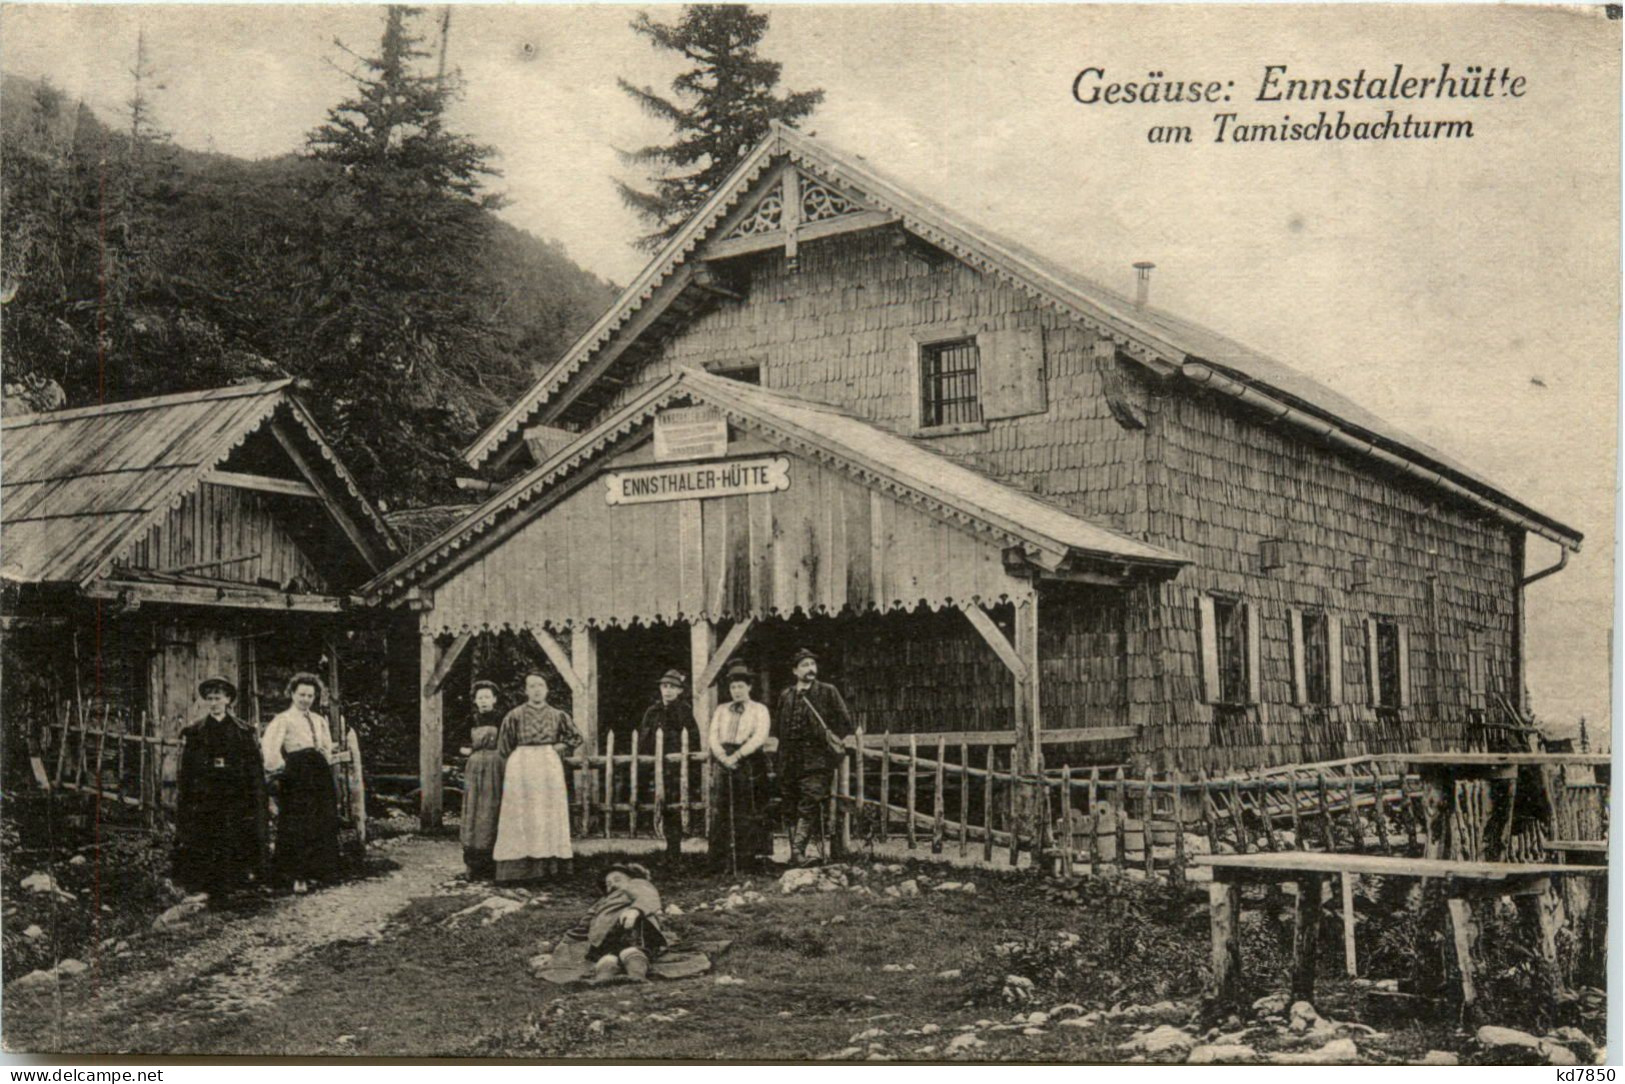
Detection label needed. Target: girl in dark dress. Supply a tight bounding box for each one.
[174,676,268,900]
[261,672,341,893]
[461,680,506,880]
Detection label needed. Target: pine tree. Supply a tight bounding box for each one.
[297,4,514,504]
[616,5,822,250]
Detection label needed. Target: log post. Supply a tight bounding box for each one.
[932,735,946,855]
[958,741,970,858]
[1209,878,1243,1008]
[1446,897,1480,1017]
[1341,871,1359,977]
[1291,874,1323,1002]
[418,627,445,829]
[690,619,717,732]
[571,625,599,756]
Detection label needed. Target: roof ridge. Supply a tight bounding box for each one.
[1,378,293,429]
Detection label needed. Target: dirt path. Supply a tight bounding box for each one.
[13,835,465,1054]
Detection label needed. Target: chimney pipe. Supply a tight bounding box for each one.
[1133,262,1155,308]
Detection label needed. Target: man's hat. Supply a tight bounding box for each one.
[723,660,755,684]
[791,648,820,666]
[603,862,653,892]
[197,675,238,701]
[657,669,686,688]
[471,679,501,698]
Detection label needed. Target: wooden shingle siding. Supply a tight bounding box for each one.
[600,232,1149,539]
[1145,390,1518,771]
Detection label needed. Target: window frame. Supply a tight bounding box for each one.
[912,331,988,436]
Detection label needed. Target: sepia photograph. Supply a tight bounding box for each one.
[0,1,1617,1066]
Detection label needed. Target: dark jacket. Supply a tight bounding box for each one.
[774,680,854,772]
[637,696,698,751]
[174,713,269,890]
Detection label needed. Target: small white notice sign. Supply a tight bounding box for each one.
[606,456,790,505]
[653,406,728,460]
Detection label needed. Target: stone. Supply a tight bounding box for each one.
[946,1034,986,1052]
[935,969,962,980]
[1417,1052,1458,1066]
[56,959,88,977]
[914,1046,938,1057]
[715,975,747,986]
[1288,1001,1322,1032]
[1546,1045,1580,1067]
[444,896,524,927]
[920,1024,941,1035]
[1022,1027,1046,1036]
[896,879,920,898]
[153,899,207,930]
[1025,1011,1050,1026]
[831,914,848,924]
[935,882,964,892]
[20,872,57,894]
[68,855,87,866]
[22,925,43,940]
[960,883,977,894]
[1120,1025,1197,1057]
[1049,1003,1085,1019]
[881,964,906,972]
[820,1047,863,1060]
[1548,1027,1597,1061]
[1268,1038,1358,1064]
[1187,1044,1257,1064]
[527,953,554,973]
[113,941,129,954]
[1476,1025,1543,1051]
[10,969,56,992]
[664,904,684,916]
[780,868,823,895]
[850,1028,888,1042]
[1118,1000,1188,1025]
[1251,993,1290,1017]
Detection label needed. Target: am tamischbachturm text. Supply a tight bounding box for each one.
[1210,110,1474,144]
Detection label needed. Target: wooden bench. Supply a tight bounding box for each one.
[1195,852,1606,1014]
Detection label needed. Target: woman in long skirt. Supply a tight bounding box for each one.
[261,672,341,894]
[174,676,267,901]
[706,662,774,872]
[461,680,506,880]
[494,672,581,883]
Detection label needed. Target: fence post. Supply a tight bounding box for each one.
[679,729,691,837]
[1060,766,1076,879]
[1228,779,1249,853]
[1144,778,1157,878]
[958,741,969,858]
[1288,773,1303,849]
[1371,764,1393,854]
[1342,768,1364,853]
[654,728,666,846]
[1401,772,1419,851]
[1088,767,1102,877]
[1114,768,1128,874]
[854,729,866,836]
[1007,750,1020,868]
[1317,772,1335,850]
[982,745,995,864]
[931,736,946,855]
[839,752,852,854]
[629,729,641,837]
[906,734,918,851]
[1171,771,1186,885]
[879,732,891,844]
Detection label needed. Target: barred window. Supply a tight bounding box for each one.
[920,338,982,428]
[1301,610,1330,706]
[1375,620,1402,709]
[1213,597,1249,705]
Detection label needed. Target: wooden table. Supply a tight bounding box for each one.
[1196,852,1606,1013]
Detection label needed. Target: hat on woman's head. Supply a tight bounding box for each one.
[284,671,326,702]
[657,669,686,688]
[723,660,755,684]
[197,675,237,701]
[471,679,501,698]
[602,862,653,891]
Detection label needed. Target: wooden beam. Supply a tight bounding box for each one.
[419,630,444,829]
[531,627,584,695]
[695,617,755,692]
[421,631,472,696]
[703,211,900,263]
[572,625,599,755]
[85,579,347,613]
[963,605,1028,683]
[202,469,319,500]
[691,263,743,301]
[269,421,384,571]
[690,619,717,730]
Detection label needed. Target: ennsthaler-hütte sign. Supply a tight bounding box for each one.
[653,406,728,460]
[605,456,790,506]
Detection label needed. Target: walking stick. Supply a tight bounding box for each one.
[726,762,738,877]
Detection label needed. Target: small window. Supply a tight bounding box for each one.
[1365,617,1410,709]
[919,337,982,428]
[1300,610,1331,706]
[1213,598,1249,705]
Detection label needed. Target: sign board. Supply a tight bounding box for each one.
[606,456,790,506]
[653,406,728,461]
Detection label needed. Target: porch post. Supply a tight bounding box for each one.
[1014,589,1041,775]
[419,623,444,829]
[690,619,717,731]
[572,625,600,754]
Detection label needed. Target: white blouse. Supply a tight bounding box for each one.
[708,699,771,761]
[260,708,334,773]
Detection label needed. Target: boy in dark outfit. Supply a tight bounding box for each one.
[637,670,698,860]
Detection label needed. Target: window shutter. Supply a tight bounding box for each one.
[1366,619,1382,706]
[1198,596,1220,704]
[1288,608,1307,705]
[1397,625,1412,708]
[1326,615,1343,704]
[980,327,1047,420]
[1245,603,1262,705]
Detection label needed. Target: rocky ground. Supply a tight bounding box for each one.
[2,821,1607,1062]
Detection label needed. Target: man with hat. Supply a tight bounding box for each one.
[637,670,699,860]
[774,648,854,867]
[174,676,268,901]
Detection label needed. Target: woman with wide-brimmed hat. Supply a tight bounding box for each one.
[705,661,774,872]
[174,676,267,900]
[261,672,341,894]
[493,670,581,882]
[460,679,507,880]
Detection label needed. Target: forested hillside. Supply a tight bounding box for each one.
[0,71,617,508]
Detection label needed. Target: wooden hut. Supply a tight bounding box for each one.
[1,380,400,798]
[363,125,1582,824]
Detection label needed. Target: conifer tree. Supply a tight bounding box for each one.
[616,5,822,250]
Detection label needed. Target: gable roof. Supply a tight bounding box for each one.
[367,368,1187,600]
[1,380,399,586]
[465,123,1580,550]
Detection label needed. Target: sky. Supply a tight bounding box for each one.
[2,3,1619,738]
